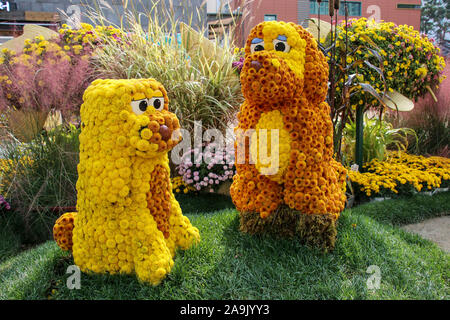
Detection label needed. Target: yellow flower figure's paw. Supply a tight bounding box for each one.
[135,252,174,285]
[180,225,200,249]
[53,212,77,251]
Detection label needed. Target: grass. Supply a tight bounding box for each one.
[0,192,449,300]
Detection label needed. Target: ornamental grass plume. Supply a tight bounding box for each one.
[0,24,122,121]
[87,0,243,135]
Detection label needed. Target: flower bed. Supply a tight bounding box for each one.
[348,152,450,199]
[0,23,122,121]
[176,143,236,193]
[334,18,446,108]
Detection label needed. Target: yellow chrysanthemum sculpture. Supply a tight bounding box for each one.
[230,21,347,251]
[53,79,200,285]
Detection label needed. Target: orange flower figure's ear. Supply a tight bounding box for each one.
[290,23,329,106]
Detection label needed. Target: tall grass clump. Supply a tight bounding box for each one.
[395,98,449,157]
[87,0,243,134]
[0,125,80,243]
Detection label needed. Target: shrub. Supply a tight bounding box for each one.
[0,125,80,243]
[334,18,446,109]
[176,142,236,193]
[348,152,450,199]
[0,23,122,121]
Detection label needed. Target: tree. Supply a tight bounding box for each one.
[421,0,449,50]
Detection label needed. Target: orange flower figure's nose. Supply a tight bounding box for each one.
[251,60,262,71]
[159,125,171,141]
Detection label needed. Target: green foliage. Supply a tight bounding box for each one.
[0,124,80,243]
[342,115,416,166]
[1,192,449,299]
[421,0,450,48]
[326,17,445,157]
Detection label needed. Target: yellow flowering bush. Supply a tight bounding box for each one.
[54,79,200,285]
[231,21,347,250]
[348,152,450,198]
[171,176,195,194]
[0,156,33,194]
[0,23,122,118]
[334,18,446,109]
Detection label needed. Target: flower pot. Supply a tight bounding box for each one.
[346,195,355,208]
[432,188,449,195]
[371,197,392,202]
[7,109,48,142]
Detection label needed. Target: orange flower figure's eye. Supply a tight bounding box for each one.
[272,35,290,53]
[250,38,265,53]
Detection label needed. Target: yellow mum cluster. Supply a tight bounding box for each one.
[250,110,292,183]
[231,21,347,220]
[58,23,123,47]
[171,176,195,194]
[0,157,32,195]
[54,79,200,285]
[348,152,450,197]
[335,18,446,106]
[0,23,121,67]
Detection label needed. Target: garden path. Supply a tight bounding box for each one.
[402,215,450,253]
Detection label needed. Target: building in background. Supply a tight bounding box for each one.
[230,0,310,46]
[0,0,206,42]
[229,0,422,47]
[309,0,422,31]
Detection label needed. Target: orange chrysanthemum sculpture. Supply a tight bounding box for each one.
[230,21,347,250]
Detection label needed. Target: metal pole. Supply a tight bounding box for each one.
[355,104,364,169]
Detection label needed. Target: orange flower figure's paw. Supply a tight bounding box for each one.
[53,212,77,251]
[260,211,271,219]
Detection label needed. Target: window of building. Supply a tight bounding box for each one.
[264,14,277,21]
[397,4,421,9]
[310,0,329,15]
[309,1,362,16]
[339,2,362,16]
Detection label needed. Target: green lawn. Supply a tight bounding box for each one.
[0,192,449,300]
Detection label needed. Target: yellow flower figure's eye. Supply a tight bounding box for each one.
[272,36,290,53]
[131,99,148,115]
[149,97,165,111]
[250,38,265,53]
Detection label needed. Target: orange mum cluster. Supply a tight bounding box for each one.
[147,165,171,239]
[53,212,77,251]
[231,21,347,220]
